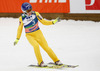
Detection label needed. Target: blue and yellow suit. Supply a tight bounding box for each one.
[16,11,59,65]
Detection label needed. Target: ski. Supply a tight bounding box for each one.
[28,62,79,69]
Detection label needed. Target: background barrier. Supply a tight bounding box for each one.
[0,0,100,21]
[0,13,99,22]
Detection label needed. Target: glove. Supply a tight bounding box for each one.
[14,38,19,46]
[52,17,61,24]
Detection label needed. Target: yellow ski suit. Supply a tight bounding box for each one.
[16,11,59,65]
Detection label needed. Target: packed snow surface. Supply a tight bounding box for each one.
[0,18,100,71]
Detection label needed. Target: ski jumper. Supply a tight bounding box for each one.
[16,11,59,65]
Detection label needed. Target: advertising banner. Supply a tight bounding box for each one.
[0,0,70,13]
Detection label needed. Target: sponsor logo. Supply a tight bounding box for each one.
[85,0,100,10]
[29,0,70,13]
[30,0,66,3]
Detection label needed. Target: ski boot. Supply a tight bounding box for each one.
[38,61,47,67]
[55,60,63,66]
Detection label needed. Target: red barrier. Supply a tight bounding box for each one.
[0,0,70,13]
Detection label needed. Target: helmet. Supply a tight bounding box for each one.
[21,2,32,13]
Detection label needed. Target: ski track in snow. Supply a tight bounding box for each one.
[0,18,100,71]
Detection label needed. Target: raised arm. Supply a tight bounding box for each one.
[35,12,53,25]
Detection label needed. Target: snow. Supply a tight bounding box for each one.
[0,17,100,71]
